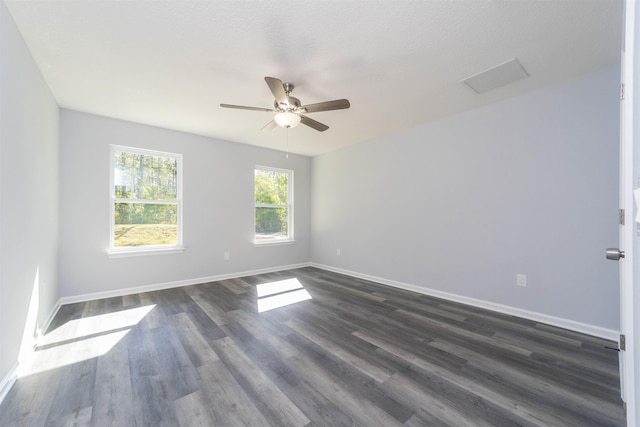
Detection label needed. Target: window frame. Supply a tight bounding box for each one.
[108,145,184,257]
[254,165,294,245]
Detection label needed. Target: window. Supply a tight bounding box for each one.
[110,146,183,254]
[254,166,293,243]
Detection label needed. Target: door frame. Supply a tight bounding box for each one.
[621,1,637,424]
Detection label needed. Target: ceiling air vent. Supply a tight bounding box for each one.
[462,58,529,94]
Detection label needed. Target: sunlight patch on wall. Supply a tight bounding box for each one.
[18,267,41,368]
[256,278,312,313]
[20,304,155,377]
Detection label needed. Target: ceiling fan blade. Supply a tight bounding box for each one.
[220,104,274,112]
[301,99,350,113]
[265,77,287,103]
[300,115,329,132]
[261,120,277,131]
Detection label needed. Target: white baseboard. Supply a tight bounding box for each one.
[40,299,62,337]
[311,263,619,342]
[0,297,64,407]
[59,262,312,306]
[0,363,18,406]
[53,260,618,341]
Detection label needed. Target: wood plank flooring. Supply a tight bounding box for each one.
[0,267,624,426]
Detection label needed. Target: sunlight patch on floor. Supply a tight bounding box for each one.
[20,304,155,377]
[256,278,312,313]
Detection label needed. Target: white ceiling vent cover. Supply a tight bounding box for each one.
[462,58,529,94]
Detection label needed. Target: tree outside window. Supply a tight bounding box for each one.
[255,167,293,242]
[111,146,182,250]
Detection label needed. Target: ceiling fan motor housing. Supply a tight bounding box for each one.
[275,96,301,112]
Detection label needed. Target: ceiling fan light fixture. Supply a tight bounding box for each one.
[221,77,349,132]
[274,112,301,129]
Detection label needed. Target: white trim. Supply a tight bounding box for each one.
[254,239,296,247]
[0,363,18,405]
[113,198,177,205]
[107,245,185,258]
[311,263,619,341]
[0,289,60,404]
[40,299,62,339]
[622,1,638,422]
[110,144,179,158]
[58,262,312,305]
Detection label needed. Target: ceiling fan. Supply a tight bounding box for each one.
[221,77,350,132]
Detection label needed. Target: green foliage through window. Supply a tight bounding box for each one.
[112,147,181,248]
[255,168,292,241]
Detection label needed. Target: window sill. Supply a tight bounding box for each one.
[107,245,185,258]
[253,239,295,247]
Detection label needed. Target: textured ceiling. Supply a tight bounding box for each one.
[4,0,623,156]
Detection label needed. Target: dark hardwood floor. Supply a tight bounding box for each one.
[0,267,624,426]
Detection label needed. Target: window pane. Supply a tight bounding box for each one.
[255,207,288,240]
[254,169,288,205]
[114,203,177,246]
[114,151,178,200]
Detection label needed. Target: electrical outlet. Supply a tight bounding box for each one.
[224,251,230,261]
[336,248,341,256]
[516,274,527,287]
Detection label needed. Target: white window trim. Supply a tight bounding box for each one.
[107,245,185,258]
[108,145,184,256]
[254,165,294,245]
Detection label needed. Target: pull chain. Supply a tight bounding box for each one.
[286,128,290,158]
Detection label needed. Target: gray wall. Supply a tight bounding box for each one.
[59,110,311,298]
[311,66,620,331]
[0,1,59,380]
